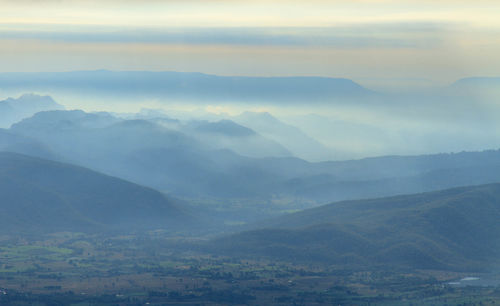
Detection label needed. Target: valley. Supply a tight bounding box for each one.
[2,90,500,305]
[2,1,500,303]
[1,232,500,305]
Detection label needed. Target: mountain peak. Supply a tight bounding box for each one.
[238,111,278,122]
[192,119,256,137]
[4,93,62,108]
[0,93,65,128]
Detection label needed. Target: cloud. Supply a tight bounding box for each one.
[0,24,447,49]
[2,0,500,28]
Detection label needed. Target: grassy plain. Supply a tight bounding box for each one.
[1,232,500,305]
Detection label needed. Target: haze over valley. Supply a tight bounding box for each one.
[2,0,500,304]
[2,72,500,303]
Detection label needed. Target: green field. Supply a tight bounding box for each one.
[1,232,500,305]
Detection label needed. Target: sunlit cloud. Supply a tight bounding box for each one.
[1,0,500,28]
[0,0,499,82]
[0,25,448,49]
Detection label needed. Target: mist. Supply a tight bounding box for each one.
[3,70,500,160]
[3,1,500,303]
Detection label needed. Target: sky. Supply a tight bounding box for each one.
[0,0,500,86]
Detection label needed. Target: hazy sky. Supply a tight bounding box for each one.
[1,0,499,85]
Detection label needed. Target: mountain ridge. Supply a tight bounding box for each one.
[212,183,500,271]
[0,151,196,234]
[0,70,374,104]
[0,93,64,128]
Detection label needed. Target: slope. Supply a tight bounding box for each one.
[213,183,500,271]
[0,129,57,160]
[234,111,335,161]
[0,152,194,234]
[183,119,292,158]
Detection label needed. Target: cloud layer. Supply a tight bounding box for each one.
[0,1,499,83]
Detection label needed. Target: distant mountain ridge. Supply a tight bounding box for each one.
[0,93,64,128]
[449,77,500,97]
[191,120,256,137]
[9,109,500,207]
[0,70,374,104]
[452,77,500,86]
[234,111,336,161]
[182,119,292,158]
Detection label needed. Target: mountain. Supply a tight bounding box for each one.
[449,77,500,98]
[246,149,500,204]
[282,113,386,160]
[182,119,292,158]
[0,129,57,160]
[277,153,500,202]
[0,70,374,104]
[12,109,121,131]
[0,152,194,234]
[8,110,328,201]
[10,109,500,212]
[191,119,255,137]
[213,183,500,271]
[234,112,335,161]
[10,111,267,198]
[0,93,64,128]
[451,77,500,89]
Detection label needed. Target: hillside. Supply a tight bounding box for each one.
[0,152,195,234]
[184,119,292,158]
[0,129,57,160]
[213,183,500,271]
[234,111,335,161]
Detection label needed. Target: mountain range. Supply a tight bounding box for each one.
[0,70,374,104]
[2,91,500,273]
[7,107,500,211]
[3,149,500,271]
